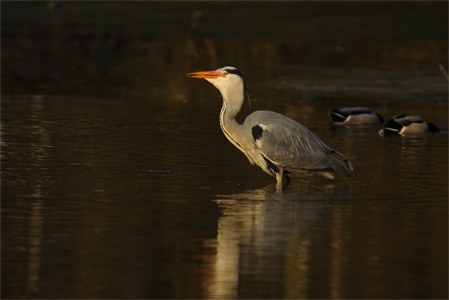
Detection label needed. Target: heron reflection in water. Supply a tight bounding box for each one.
[204,184,352,298]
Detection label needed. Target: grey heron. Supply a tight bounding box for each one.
[330,106,384,126]
[187,66,353,187]
[379,114,440,136]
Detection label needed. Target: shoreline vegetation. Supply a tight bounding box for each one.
[2,1,447,98]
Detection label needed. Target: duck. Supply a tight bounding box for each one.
[330,106,384,126]
[378,114,440,136]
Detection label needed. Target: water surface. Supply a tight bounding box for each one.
[2,80,447,298]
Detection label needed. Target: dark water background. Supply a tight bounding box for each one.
[1,2,448,299]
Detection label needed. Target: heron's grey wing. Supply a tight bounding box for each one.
[246,111,352,176]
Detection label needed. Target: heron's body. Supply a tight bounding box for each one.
[330,106,384,126]
[379,114,440,136]
[187,66,352,186]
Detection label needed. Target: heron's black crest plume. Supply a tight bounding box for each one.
[225,67,243,78]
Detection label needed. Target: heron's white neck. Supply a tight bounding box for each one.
[216,82,245,116]
[218,82,245,121]
[218,87,246,152]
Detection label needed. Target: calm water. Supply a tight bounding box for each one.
[2,2,448,299]
[2,69,448,298]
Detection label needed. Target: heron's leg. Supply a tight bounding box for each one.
[284,174,291,185]
[283,169,291,186]
[275,167,283,189]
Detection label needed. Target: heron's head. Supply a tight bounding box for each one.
[187,66,245,103]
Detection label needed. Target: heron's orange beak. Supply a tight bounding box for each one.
[186,70,224,79]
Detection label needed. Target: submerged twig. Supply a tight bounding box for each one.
[437,63,449,82]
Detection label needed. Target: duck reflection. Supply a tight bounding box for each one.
[204,184,351,299]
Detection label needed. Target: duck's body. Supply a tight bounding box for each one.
[330,106,384,126]
[379,114,440,136]
[187,66,352,187]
